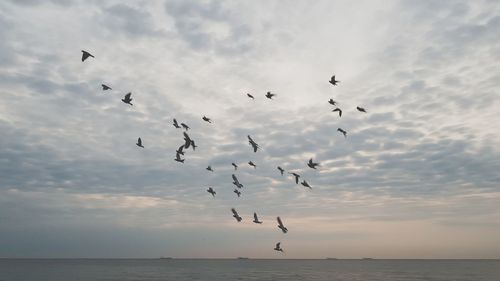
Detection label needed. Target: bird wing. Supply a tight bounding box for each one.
[331,75,335,81]
[173,119,178,125]
[137,138,142,145]
[277,217,284,227]
[276,242,281,248]
[232,174,237,182]
[254,213,258,220]
[253,144,258,152]
[231,208,238,216]
[125,93,131,99]
[248,135,254,142]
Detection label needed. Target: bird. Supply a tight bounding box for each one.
[274,242,284,252]
[301,180,312,189]
[202,116,212,123]
[277,166,285,176]
[232,163,238,170]
[247,93,254,99]
[329,75,340,86]
[277,217,288,233]
[121,92,133,106]
[207,187,216,197]
[332,108,342,117]
[174,152,184,163]
[173,119,181,129]
[248,161,256,169]
[206,165,213,172]
[183,132,192,149]
[181,123,190,131]
[81,50,94,62]
[307,158,319,169]
[328,99,338,106]
[289,172,300,184]
[234,189,241,197]
[176,145,185,156]
[253,212,263,224]
[101,84,112,91]
[232,174,243,188]
[265,91,276,99]
[337,128,347,138]
[356,106,367,113]
[231,208,242,222]
[190,140,197,151]
[136,137,144,148]
[247,135,259,152]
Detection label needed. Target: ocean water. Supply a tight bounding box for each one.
[0,259,499,281]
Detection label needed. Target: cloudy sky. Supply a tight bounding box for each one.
[1,0,500,259]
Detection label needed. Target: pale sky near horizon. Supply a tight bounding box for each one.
[1,0,500,259]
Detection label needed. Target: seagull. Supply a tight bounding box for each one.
[101,84,112,91]
[232,174,243,188]
[253,212,263,224]
[81,50,94,62]
[337,128,347,138]
[173,119,181,129]
[202,116,212,123]
[247,93,255,99]
[277,166,285,176]
[181,123,190,131]
[190,140,197,151]
[183,132,192,149]
[248,161,256,169]
[247,135,259,152]
[136,137,144,148]
[328,99,338,106]
[234,189,241,197]
[206,165,213,172]
[277,217,288,233]
[232,163,238,170]
[301,180,312,189]
[289,172,300,184]
[265,91,276,99]
[176,145,185,156]
[307,158,319,169]
[174,152,184,163]
[121,92,133,106]
[231,208,242,222]
[207,187,216,197]
[274,242,284,252]
[332,108,342,117]
[329,75,340,86]
[356,106,367,113]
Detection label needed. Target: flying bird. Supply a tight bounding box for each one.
[248,161,256,169]
[202,116,212,123]
[136,137,144,148]
[234,189,241,197]
[190,140,197,151]
[329,75,340,86]
[247,93,254,99]
[274,242,284,252]
[173,119,181,129]
[81,50,94,62]
[265,91,276,99]
[232,174,243,188]
[277,166,285,176]
[337,128,347,138]
[289,172,300,184]
[301,180,312,189]
[176,145,185,156]
[253,212,263,224]
[277,217,288,233]
[101,84,112,91]
[307,158,319,169]
[183,132,192,149]
[174,152,184,163]
[232,163,238,170]
[332,108,342,117]
[328,99,338,106]
[231,208,242,222]
[181,123,190,131]
[121,92,133,106]
[206,165,213,172]
[356,106,367,113]
[247,135,259,152]
[207,187,216,197]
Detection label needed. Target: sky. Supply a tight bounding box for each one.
[0,0,500,259]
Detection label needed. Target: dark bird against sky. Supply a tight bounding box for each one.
[289,172,300,184]
[231,208,242,222]
[307,158,319,169]
[81,50,94,62]
[202,116,212,123]
[101,84,112,91]
[136,137,144,148]
[121,92,133,106]
[329,75,340,86]
[337,128,347,138]
[173,119,181,129]
[265,91,276,99]
[332,108,342,117]
[277,166,285,176]
[277,217,288,233]
[253,212,263,224]
[357,106,367,113]
[207,187,216,197]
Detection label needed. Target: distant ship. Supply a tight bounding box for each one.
[237,257,250,260]
[362,257,374,260]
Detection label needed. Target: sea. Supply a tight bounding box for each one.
[0,259,499,281]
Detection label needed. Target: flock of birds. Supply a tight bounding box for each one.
[81,49,368,254]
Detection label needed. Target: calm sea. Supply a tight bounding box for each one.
[0,259,499,281]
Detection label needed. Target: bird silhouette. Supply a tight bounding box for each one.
[206,165,213,172]
[332,108,342,117]
[181,123,190,131]
[274,242,284,252]
[121,93,133,106]
[247,93,255,99]
[329,75,340,86]
[265,91,276,99]
[81,50,94,62]
[234,189,241,197]
[202,116,212,123]
[231,208,242,222]
[176,145,185,156]
[253,212,263,224]
[301,180,312,189]
[232,163,238,170]
[248,161,256,169]
[101,84,112,91]
[307,158,319,169]
[190,140,197,151]
[183,132,192,149]
[173,119,181,129]
[277,217,288,233]
[356,106,367,113]
[337,128,347,138]
[289,172,300,184]
[232,174,243,188]
[136,137,144,148]
[207,187,216,197]
[328,99,338,106]
[174,152,184,163]
[277,166,285,175]
[247,135,259,152]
